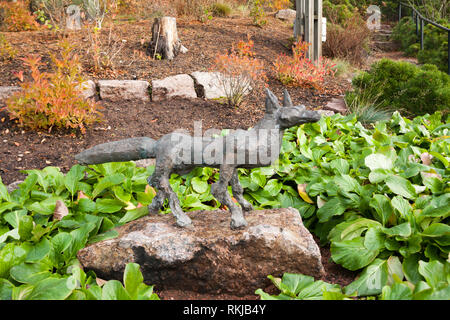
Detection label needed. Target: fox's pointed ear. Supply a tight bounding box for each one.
[265,88,280,114]
[282,89,293,107]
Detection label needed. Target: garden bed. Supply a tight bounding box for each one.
[0,15,355,300]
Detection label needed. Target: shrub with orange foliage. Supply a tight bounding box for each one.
[4,40,102,134]
[266,0,291,11]
[212,36,267,107]
[0,0,40,32]
[273,40,335,91]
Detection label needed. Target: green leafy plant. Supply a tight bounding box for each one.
[4,39,102,134]
[351,59,450,116]
[0,161,162,300]
[391,17,449,73]
[257,257,450,300]
[249,0,267,27]
[0,34,17,61]
[211,2,231,17]
[1,109,449,300]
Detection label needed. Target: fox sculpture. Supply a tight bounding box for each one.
[75,89,321,229]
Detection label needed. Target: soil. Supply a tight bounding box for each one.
[0,15,357,300]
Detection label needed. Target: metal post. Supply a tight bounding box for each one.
[420,19,424,50]
[399,2,402,22]
[416,14,419,36]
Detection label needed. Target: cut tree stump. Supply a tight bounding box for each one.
[149,16,188,60]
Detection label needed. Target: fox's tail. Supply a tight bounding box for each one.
[75,137,157,165]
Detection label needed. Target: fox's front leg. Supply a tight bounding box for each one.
[211,165,248,229]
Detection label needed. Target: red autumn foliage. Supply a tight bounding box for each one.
[273,40,336,91]
[4,40,102,134]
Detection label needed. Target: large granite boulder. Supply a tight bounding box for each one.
[77,207,324,296]
[275,9,297,23]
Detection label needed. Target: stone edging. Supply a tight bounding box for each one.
[0,71,238,103]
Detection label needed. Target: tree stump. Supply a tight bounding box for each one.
[149,16,188,60]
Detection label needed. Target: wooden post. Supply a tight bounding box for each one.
[294,0,322,62]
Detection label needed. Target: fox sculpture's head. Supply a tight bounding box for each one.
[265,88,321,129]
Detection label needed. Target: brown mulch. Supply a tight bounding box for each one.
[0,15,356,300]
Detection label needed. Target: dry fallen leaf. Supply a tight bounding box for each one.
[53,200,69,221]
[77,190,89,199]
[96,278,107,287]
[297,184,314,204]
[420,152,433,166]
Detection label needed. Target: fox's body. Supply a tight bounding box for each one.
[75,89,321,229]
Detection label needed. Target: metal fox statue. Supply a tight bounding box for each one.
[75,89,321,229]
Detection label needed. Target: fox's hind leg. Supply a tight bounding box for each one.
[230,168,253,212]
[147,163,192,228]
[211,165,248,229]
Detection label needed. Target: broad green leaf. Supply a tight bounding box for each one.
[369,194,393,226]
[368,169,389,184]
[27,277,75,300]
[113,186,132,203]
[191,177,209,194]
[95,198,124,213]
[423,176,443,194]
[25,238,51,263]
[381,282,412,300]
[18,215,33,241]
[264,179,282,197]
[391,196,412,219]
[124,263,144,299]
[382,222,412,238]
[250,171,266,188]
[11,284,34,300]
[280,273,314,296]
[364,228,385,251]
[418,260,447,289]
[87,229,119,245]
[333,175,360,194]
[344,259,388,296]
[255,288,282,300]
[385,176,416,199]
[330,159,349,175]
[364,153,393,171]
[119,206,148,224]
[421,223,450,237]
[92,174,125,198]
[317,197,346,223]
[76,198,96,212]
[101,280,131,300]
[10,262,53,284]
[4,209,28,228]
[386,256,404,285]
[64,164,85,196]
[402,254,423,284]
[331,237,380,271]
[0,243,27,278]
[0,178,10,202]
[0,279,14,300]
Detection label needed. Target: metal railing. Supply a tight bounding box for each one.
[398,2,450,75]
